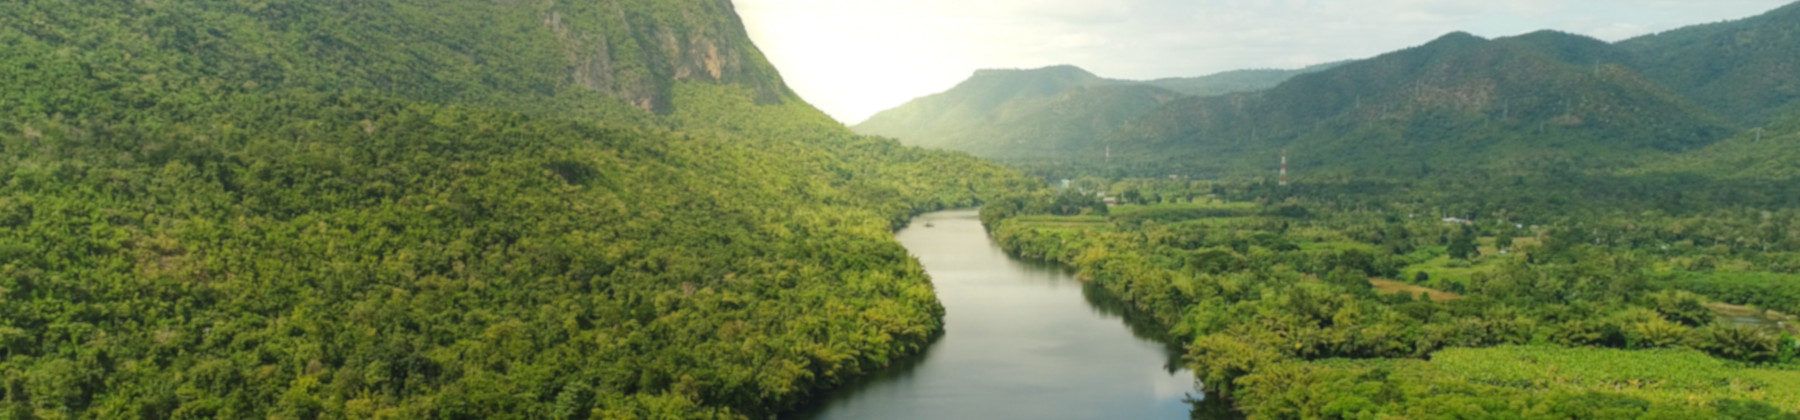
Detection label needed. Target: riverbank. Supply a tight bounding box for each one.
[791,210,1203,419]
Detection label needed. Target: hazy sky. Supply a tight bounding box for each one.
[736,0,1793,124]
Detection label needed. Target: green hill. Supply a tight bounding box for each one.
[0,1,1031,418]
[1107,31,1732,178]
[1619,1,1800,126]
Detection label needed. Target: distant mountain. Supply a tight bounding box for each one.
[1144,61,1347,97]
[859,7,1800,179]
[1620,1,1800,126]
[853,63,1333,160]
[1108,31,1733,177]
[853,66,1176,159]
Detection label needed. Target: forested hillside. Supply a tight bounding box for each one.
[1107,31,1731,178]
[1620,2,1800,126]
[0,1,1033,418]
[851,66,1132,153]
[1638,113,1800,180]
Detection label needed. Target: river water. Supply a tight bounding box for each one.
[789,209,1213,420]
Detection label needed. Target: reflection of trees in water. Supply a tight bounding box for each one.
[1079,280,1189,372]
[786,333,945,419]
[1014,257,1246,419]
[1070,273,1248,420]
[1188,394,1246,420]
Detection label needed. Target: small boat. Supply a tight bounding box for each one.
[925,222,935,228]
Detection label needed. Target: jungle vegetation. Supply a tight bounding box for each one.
[0,0,1034,418]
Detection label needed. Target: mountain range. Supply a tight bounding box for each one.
[857,2,1800,179]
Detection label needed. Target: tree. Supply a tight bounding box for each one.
[1448,227,1479,260]
[1121,188,1143,205]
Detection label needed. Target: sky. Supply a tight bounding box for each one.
[735,0,1794,125]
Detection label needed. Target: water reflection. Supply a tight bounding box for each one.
[787,210,1232,420]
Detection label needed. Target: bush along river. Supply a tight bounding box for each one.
[789,209,1233,419]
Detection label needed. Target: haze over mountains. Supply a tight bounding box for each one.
[857,1,1800,179]
[853,63,1342,162]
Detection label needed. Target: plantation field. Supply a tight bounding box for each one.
[1243,346,1800,418]
[1110,202,1260,226]
[1421,346,1800,411]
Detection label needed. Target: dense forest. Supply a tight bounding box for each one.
[0,0,1036,418]
[981,178,1800,416]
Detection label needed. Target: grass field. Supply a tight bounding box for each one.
[1011,214,1109,227]
[1371,279,1464,301]
[1401,252,1502,290]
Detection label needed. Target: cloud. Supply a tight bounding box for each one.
[736,0,1795,124]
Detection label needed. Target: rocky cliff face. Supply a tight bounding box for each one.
[42,0,797,118]
[540,0,794,112]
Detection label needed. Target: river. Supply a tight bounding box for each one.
[789,209,1220,419]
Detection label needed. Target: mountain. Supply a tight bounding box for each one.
[1144,61,1347,97]
[1619,1,1800,126]
[853,66,1169,159]
[1107,31,1733,177]
[852,63,1337,161]
[0,1,1031,418]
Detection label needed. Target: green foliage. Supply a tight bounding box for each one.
[1646,290,1717,327]
[982,179,1800,416]
[0,0,1035,418]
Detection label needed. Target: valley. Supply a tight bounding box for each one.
[5,0,1800,418]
